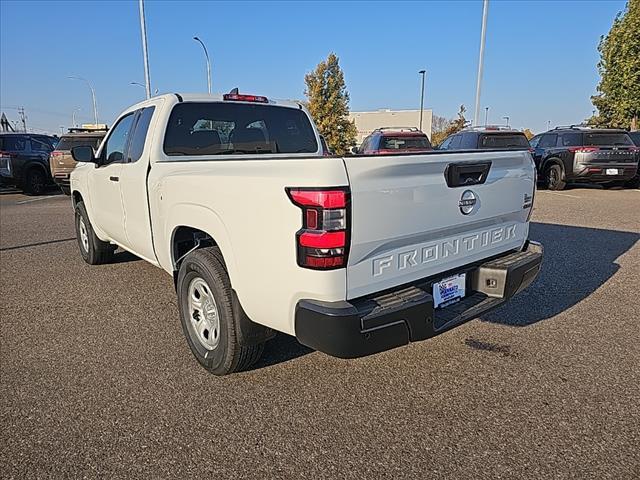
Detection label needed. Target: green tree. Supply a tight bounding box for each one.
[304,53,357,155]
[590,0,640,129]
[431,105,468,146]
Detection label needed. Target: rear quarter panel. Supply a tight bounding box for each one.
[148,157,350,335]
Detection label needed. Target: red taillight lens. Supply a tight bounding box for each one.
[568,146,599,153]
[287,187,350,270]
[287,189,346,208]
[51,151,62,157]
[223,93,268,103]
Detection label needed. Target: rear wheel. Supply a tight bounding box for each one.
[24,168,46,195]
[545,163,566,191]
[74,201,115,265]
[177,247,264,375]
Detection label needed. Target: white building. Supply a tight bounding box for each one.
[349,108,433,145]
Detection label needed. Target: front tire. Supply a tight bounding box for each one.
[74,201,115,265]
[177,247,264,375]
[545,163,566,191]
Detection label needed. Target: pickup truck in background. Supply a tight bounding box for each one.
[70,92,543,375]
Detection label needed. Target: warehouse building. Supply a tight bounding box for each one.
[349,108,433,145]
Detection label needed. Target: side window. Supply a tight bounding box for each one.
[439,136,452,150]
[560,132,582,146]
[360,136,371,153]
[30,138,50,152]
[126,107,155,162]
[449,134,462,149]
[103,113,135,165]
[529,135,541,148]
[459,133,476,149]
[539,134,557,148]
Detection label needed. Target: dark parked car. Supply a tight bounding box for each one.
[355,127,432,155]
[438,126,531,151]
[0,133,57,194]
[529,127,639,190]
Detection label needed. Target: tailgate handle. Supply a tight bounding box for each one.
[444,161,492,188]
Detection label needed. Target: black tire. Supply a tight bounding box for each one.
[24,168,47,195]
[545,163,566,191]
[177,247,264,375]
[74,201,115,265]
[60,185,71,196]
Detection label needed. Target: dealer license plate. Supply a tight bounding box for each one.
[433,273,466,309]
[606,168,619,175]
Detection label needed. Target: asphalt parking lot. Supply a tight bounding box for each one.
[1,186,639,479]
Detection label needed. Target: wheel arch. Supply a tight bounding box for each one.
[164,204,239,295]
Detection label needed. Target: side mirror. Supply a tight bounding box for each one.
[71,145,96,163]
[351,146,359,155]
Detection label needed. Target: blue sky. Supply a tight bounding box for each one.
[0,0,627,134]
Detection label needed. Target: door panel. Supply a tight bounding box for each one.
[119,106,158,262]
[88,162,126,244]
[88,112,136,245]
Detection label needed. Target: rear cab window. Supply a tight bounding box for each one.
[163,102,318,157]
[380,135,431,150]
[479,133,530,149]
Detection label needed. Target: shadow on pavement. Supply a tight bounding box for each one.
[0,237,76,252]
[250,333,313,371]
[481,221,639,327]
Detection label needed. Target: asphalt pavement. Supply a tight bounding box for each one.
[1,186,639,479]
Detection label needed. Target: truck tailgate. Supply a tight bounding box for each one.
[343,150,536,299]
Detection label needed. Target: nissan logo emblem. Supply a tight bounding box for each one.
[459,190,478,215]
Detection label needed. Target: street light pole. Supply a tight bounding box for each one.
[72,108,81,128]
[193,36,212,94]
[503,115,509,127]
[68,76,98,126]
[473,0,490,126]
[418,70,426,132]
[139,0,152,99]
[485,106,489,126]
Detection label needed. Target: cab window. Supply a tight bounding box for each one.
[102,113,135,165]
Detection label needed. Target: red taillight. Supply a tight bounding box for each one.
[568,147,599,153]
[286,187,350,270]
[287,189,346,208]
[223,93,268,103]
[51,151,63,157]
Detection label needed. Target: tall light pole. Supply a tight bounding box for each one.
[485,106,489,126]
[503,115,509,127]
[72,108,81,128]
[139,0,152,99]
[131,82,158,95]
[418,70,426,132]
[193,36,212,94]
[68,76,98,126]
[473,0,489,126]
[547,120,551,130]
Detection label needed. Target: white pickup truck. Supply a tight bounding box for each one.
[70,92,543,375]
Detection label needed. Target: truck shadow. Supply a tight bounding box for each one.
[250,333,313,370]
[480,221,639,327]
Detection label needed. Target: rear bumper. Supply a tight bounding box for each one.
[572,164,637,181]
[52,172,71,187]
[295,241,543,358]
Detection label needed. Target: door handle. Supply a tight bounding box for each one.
[109,176,119,182]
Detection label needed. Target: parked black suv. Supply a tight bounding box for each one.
[438,126,531,151]
[0,133,57,194]
[529,127,639,190]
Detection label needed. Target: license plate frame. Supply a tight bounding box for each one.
[606,168,619,175]
[433,273,466,309]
